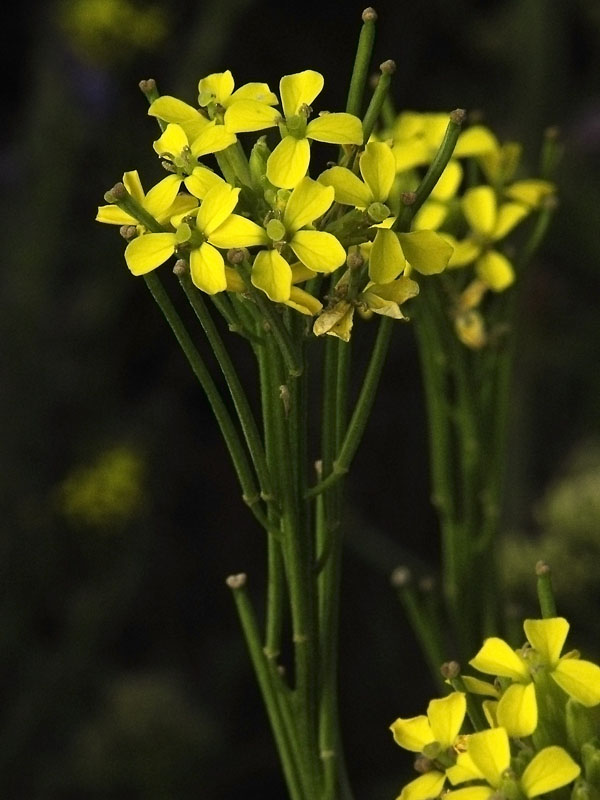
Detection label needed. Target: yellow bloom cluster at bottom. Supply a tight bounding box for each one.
[390,616,600,800]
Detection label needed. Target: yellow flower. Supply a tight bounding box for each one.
[446,728,580,800]
[389,693,467,800]
[124,182,268,293]
[319,140,397,212]
[469,617,600,739]
[442,185,530,291]
[95,170,197,228]
[392,112,498,173]
[265,70,363,189]
[152,122,236,173]
[251,177,345,301]
[196,70,282,135]
[390,691,467,754]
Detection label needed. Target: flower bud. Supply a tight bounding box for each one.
[566,698,599,754]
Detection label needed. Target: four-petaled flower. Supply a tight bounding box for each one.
[390,692,466,800]
[124,182,268,293]
[445,727,580,800]
[261,70,364,189]
[469,616,600,739]
[96,170,197,229]
[251,177,346,302]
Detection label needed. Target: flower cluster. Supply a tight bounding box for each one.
[97,69,554,343]
[390,616,600,800]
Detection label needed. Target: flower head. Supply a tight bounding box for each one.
[264,70,363,189]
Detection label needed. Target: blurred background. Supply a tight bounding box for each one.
[3,0,600,796]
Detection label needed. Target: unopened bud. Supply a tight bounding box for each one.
[227,248,248,265]
[535,560,551,576]
[346,250,364,270]
[225,573,247,590]
[450,108,467,125]
[440,661,461,679]
[119,225,137,241]
[390,565,411,588]
[173,259,188,276]
[414,755,434,774]
[104,182,127,203]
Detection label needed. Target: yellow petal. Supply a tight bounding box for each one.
[228,82,278,106]
[397,230,453,275]
[280,70,324,118]
[523,618,569,667]
[412,201,448,231]
[224,266,245,292]
[369,229,406,283]
[392,139,430,172]
[284,177,335,232]
[398,771,446,800]
[505,179,555,208]
[389,714,433,752]
[197,183,240,237]
[359,142,396,202]
[465,728,510,788]
[224,100,281,133]
[95,204,136,225]
[428,692,466,748]
[476,250,514,291]
[198,70,234,106]
[318,166,372,208]
[445,787,495,800]
[168,193,199,221]
[251,249,292,302]
[267,136,311,189]
[469,636,530,682]
[463,186,497,237]
[431,160,463,201]
[482,700,498,728]
[148,96,208,141]
[496,681,537,737]
[455,310,487,350]
[313,302,354,340]
[552,658,600,706]
[208,215,269,248]
[306,112,363,145]
[144,175,183,222]
[366,276,419,305]
[454,126,499,157]
[190,242,227,294]
[291,262,317,283]
[123,170,145,205]
[124,233,175,275]
[184,166,225,199]
[447,751,485,786]
[190,122,236,158]
[492,202,529,240]
[441,234,481,268]
[521,747,580,797]
[153,123,189,157]
[290,230,346,273]
[459,677,500,698]
[287,286,323,315]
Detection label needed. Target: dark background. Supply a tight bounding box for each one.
[2,0,600,797]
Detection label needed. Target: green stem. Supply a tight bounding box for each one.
[307,317,394,498]
[346,8,378,116]
[536,561,557,618]
[143,273,269,529]
[391,568,447,693]
[361,60,396,144]
[226,575,308,800]
[237,259,304,377]
[178,271,275,505]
